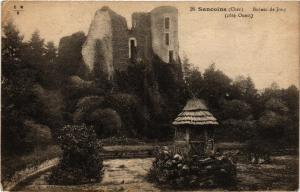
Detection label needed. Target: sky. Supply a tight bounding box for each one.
[3,1,299,89]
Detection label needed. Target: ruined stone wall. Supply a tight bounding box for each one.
[109,9,130,72]
[82,7,113,79]
[82,6,181,80]
[130,13,152,63]
[150,6,179,63]
[82,7,130,79]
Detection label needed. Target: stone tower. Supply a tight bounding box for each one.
[150,6,179,63]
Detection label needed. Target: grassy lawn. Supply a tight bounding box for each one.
[235,154,298,191]
[1,145,62,182]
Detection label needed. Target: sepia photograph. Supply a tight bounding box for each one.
[1,1,299,191]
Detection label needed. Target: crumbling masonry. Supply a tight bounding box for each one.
[82,6,179,79]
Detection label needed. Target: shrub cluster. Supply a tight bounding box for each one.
[48,124,103,185]
[148,147,236,189]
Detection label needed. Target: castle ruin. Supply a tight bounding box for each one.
[82,6,179,80]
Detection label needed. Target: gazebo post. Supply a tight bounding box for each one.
[185,127,190,143]
[204,127,208,144]
[186,126,191,153]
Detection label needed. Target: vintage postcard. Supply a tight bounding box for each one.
[1,1,299,191]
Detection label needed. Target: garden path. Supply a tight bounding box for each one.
[18,155,298,191]
[20,158,161,192]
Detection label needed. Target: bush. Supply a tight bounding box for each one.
[103,94,145,137]
[244,139,272,164]
[148,147,236,189]
[90,108,122,137]
[48,124,103,185]
[23,120,53,149]
[73,96,104,123]
[258,111,290,143]
[218,119,257,142]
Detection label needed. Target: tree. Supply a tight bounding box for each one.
[185,68,203,98]
[282,85,299,146]
[258,111,290,144]
[23,31,52,88]
[244,93,291,162]
[221,99,252,120]
[181,55,193,81]
[282,85,299,119]
[260,82,283,101]
[232,76,258,104]
[2,21,24,78]
[152,58,187,137]
[218,99,255,142]
[2,21,44,155]
[45,41,57,63]
[249,83,298,149]
[265,98,288,115]
[42,41,60,88]
[27,30,45,62]
[57,32,88,78]
[201,64,232,113]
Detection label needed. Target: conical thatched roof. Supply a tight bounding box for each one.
[173,99,218,126]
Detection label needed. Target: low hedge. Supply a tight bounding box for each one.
[147,147,236,189]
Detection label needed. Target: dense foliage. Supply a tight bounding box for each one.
[48,124,103,185]
[183,58,299,149]
[2,20,299,160]
[148,147,236,188]
[1,22,64,156]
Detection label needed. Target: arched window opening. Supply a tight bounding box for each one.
[128,37,137,60]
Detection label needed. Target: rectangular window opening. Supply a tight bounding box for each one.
[165,17,170,29]
[165,33,169,46]
[169,50,174,63]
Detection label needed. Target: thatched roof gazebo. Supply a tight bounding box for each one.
[172,98,218,156]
